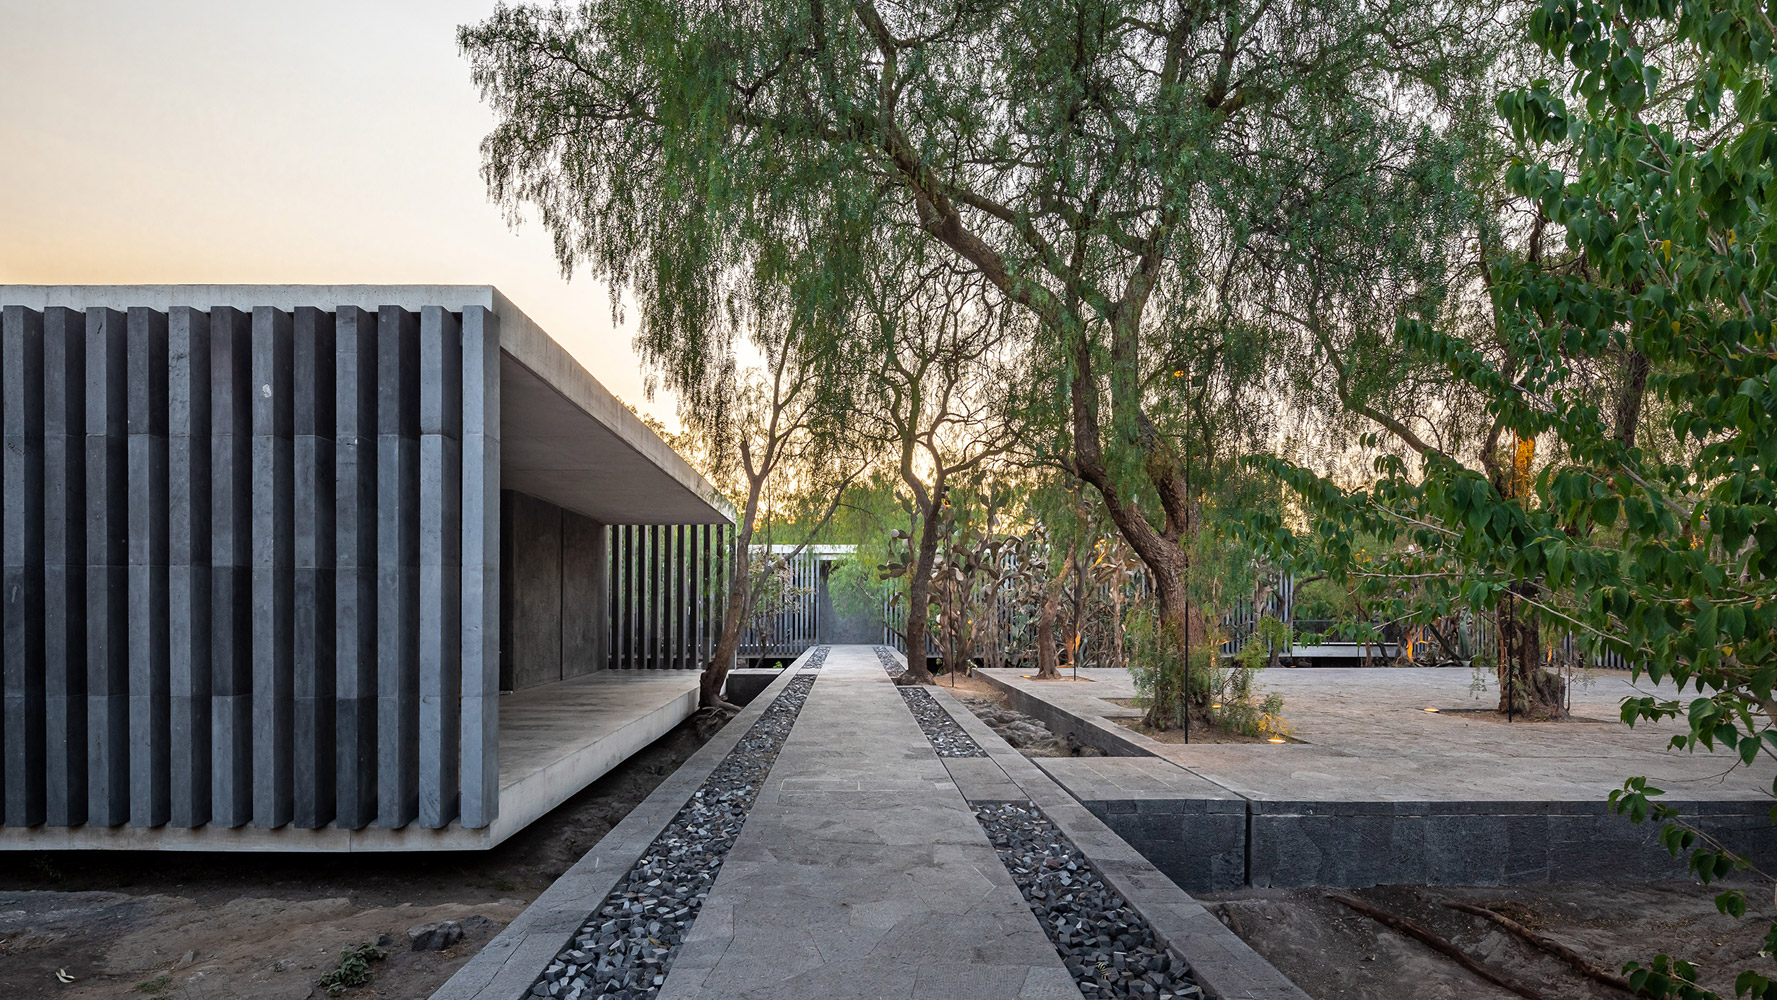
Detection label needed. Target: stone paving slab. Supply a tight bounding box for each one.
[981,668,1771,803]
[658,646,1082,1000]
[925,682,1311,1000]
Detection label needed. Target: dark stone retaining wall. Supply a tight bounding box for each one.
[1079,797,1774,893]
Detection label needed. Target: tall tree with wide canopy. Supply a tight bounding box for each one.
[459,0,1503,694]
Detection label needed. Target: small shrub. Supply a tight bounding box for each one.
[135,974,172,997]
[317,940,387,996]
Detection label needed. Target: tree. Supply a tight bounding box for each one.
[687,323,860,708]
[863,261,1019,683]
[458,0,1504,714]
[1256,0,1773,990]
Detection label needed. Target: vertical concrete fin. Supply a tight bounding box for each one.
[209,306,253,828]
[375,306,419,829]
[3,305,46,826]
[126,306,171,828]
[85,307,129,826]
[333,305,378,830]
[167,306,212,828]
[459,306,499,829]
[418,306,462,829]
[43,306,86,827]
[292,306,336,829]
[250,306,294,829]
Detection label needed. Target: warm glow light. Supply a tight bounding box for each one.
[1267,737,1286,743]
[1171,370,1185,377]
[1211,703,1221,709]
[1423,707,1440,713]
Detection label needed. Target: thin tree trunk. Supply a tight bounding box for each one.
[701,475,761,708]
[899,497,942,684]
[1035,546,1078,680]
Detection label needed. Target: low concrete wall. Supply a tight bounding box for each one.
[975,671,1152,758]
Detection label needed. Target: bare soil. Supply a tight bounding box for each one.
[1202,880,1774,1000]
[934,672,1104,757]
[1101,699,1297,744]
[0,712,728,1000]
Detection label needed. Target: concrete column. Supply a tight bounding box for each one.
[85,307,129,826]
[209,306,253,828]
[127,307,171,828]
[292,306,336,829]
[561,510,601,679]
[591,520,608,674]
[250,307,294,828]
[376,306,419,829]
[3,305,45,826]
[458,305,499,829]
[622,525,635,668]
[333,305,377,830]
[417,306,461,829]
[650,524,662,669]
[167,306,211,828]
[42,306,86,827]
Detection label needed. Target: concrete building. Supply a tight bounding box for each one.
[0,285,731,850]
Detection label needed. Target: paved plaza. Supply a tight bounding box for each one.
[979,667,1771,803]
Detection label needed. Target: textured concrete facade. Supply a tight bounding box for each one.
[0,286,730,847]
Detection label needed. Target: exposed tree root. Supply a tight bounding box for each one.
[1326,893,1550,1000]
[1446,901,1638,995]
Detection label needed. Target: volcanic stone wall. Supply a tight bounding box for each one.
[0,302,502,832]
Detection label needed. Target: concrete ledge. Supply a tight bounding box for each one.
[927,685,1313,1000]
[431,648,815,1000]
[974,670,1155,758]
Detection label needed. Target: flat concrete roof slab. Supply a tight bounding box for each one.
[0,285,732,525]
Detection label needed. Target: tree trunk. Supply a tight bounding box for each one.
[899,499,942,685]
[1140,557,1195,729]
[1495,585,1565,718]
[1034,547,1078,680]
[701,477,761,708]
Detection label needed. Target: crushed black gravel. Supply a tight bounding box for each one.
[976,801,1204,1000]
[528,673,816,999]
[801,645,829,671]
[899,687,988,757]
[875,645,905,679]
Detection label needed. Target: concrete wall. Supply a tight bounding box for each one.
[608,523,724,670]
[499,490,610,690]
[0,301,502,833]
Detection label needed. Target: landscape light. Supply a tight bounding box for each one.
[1267,737,1286,743]
[1423,707,1439,713]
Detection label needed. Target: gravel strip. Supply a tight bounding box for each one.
[801,645,829,671]
[528,674,817,999]
[976,801,1204,1000]
[899,687,988,757]
[875,645,905,679]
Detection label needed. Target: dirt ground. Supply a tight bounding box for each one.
[1202,880,1775,1000]
[0,712,728,1000]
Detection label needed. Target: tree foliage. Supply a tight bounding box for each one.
[1252,0,1773,991]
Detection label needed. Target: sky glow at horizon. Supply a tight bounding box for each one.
[0,0,680,427]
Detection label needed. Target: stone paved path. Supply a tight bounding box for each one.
[659,646,1082,1000]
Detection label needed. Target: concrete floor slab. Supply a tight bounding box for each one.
[0,668,699,851]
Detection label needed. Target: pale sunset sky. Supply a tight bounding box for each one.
[0,0,679,426]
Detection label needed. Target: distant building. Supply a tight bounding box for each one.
[0,286,731,850]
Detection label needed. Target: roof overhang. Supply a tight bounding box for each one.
[0,284,733,526]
